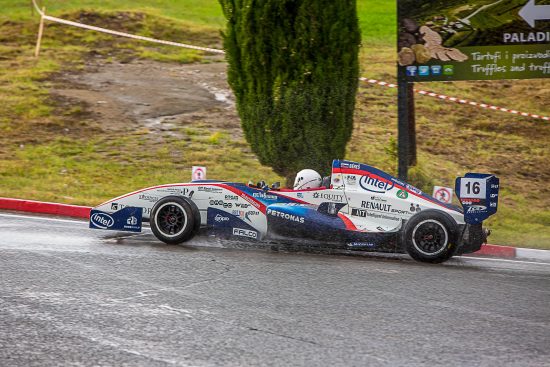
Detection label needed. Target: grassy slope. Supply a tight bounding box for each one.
[0,0,548,248]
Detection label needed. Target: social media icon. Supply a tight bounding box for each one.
[443,65,454,75]
[431,65,442,75]
[418,66,430,76]
[406,66,418,76]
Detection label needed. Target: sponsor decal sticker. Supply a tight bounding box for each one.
[359,174,395,194]
[266,209,305,223]
[235,203,250,208]
[233,228,258,239]
[341,162,360,169]
[214,214,230,222]
[467,205,487,213]
[396,190,409,199]
[409,203,422,213]
[209,200,233,209]
[361,201,392,212]
[253,192,277,200]
[225,195,238,201]
[405,184,422,195]
[346,242,376,248]
[90,212,115,229]
[312,192,345,202]
[198,186,223,193]
[345,175,357,185]
[351,208,367,217]
[139,194,159,203]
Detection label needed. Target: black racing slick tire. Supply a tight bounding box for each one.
[150,196,200,244]
[403,210,458,264]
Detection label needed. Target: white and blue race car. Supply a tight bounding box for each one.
[89,160,499,263]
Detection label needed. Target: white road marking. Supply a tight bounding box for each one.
[458,256,550,266]
[0,212,87,224]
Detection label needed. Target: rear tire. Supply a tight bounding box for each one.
[150,196,199,244]
[403,210,458,263]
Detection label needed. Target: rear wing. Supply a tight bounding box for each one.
[455,174,499,224]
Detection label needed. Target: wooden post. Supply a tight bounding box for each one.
[34,7,46,58]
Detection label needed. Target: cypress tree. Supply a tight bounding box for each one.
[219,0,360,185]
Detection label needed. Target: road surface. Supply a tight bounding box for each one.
[1,212,549,366]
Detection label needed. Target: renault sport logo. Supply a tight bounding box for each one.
[359,174,394,194]
[90,213,115,229]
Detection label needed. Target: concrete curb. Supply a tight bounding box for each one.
[0,197,91,219]
[1,197,548,261]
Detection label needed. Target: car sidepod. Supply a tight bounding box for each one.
[266,203,398,250]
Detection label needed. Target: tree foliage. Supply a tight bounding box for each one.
[219,0,360,183]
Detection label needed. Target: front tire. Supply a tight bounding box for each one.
[150,196,199,244]
[403,210,458,263]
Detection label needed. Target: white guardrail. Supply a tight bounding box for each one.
[31,0,548,121]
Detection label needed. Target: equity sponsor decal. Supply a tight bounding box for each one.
[90,212,114,229]
[214,214,229,223]
[361,201,392,212]
[359,174,395,194]
[266,209,305,223]
[313,192,345,202]
[233,227,258,239]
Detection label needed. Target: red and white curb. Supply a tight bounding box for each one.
[0,197,91,219]
[467,244,550,261]
[2,197,549,261]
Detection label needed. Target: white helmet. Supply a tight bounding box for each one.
[293,169,322,190]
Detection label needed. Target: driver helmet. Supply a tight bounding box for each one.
[293,169,322,190]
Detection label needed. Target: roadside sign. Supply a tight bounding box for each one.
[192,166,206,181]
[398,0,550,81]
[433,186,453,204]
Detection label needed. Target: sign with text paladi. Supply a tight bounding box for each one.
[397,0,550,81]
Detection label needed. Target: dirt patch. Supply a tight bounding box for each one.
[52,60,240,136]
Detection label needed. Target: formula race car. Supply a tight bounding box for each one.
[89,160,499,263]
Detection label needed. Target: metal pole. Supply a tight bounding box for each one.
[407,82,417,166]
[397,66,411,180]
[34,7,46,58]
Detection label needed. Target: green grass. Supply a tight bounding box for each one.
[0,0,548,249]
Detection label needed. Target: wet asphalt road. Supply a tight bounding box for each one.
[1,212,549,367]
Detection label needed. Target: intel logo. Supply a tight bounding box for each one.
[90,213,115,229]
[359,175,394,194]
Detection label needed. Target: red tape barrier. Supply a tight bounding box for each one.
[361,78,549,121]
